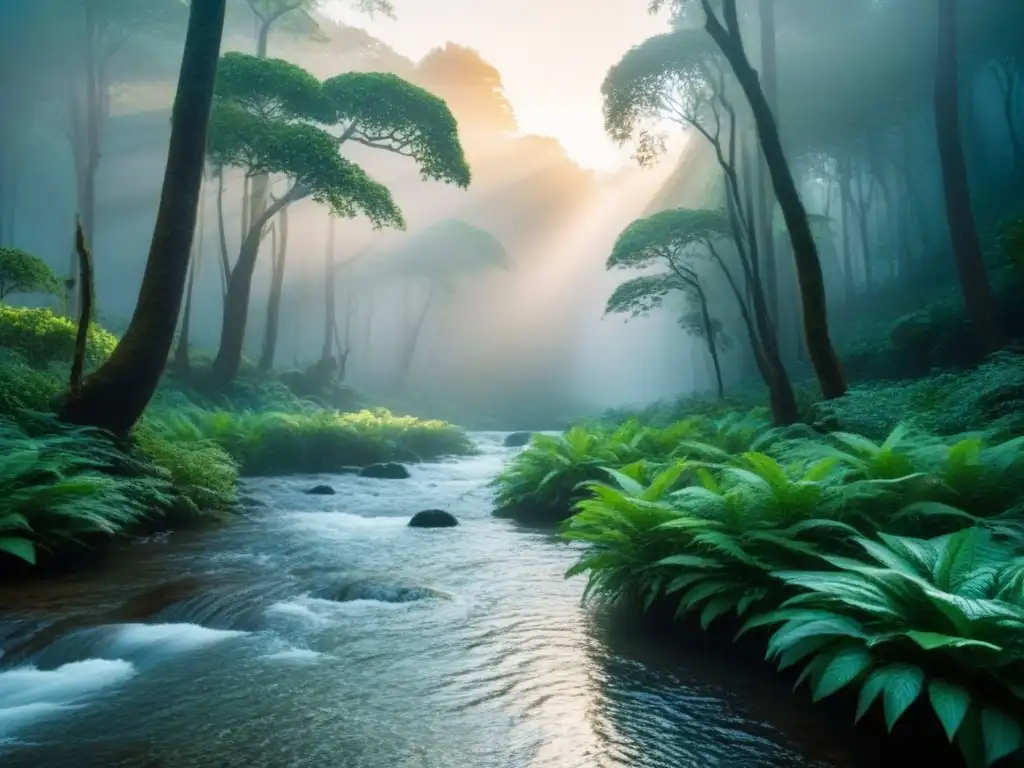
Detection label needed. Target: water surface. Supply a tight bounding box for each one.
[0,433,887,767]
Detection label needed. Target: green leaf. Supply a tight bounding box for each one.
[603,467,646,497]
[882,664,926,732]
[928,680,971,743]
[699,596,734,629]
[906,631,1002,653]
[0,536,36,565]
[981,707,1022,766]
[813,646,874,702]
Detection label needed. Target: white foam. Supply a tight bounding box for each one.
[102,623,245,662]
[262,647,322,662]
[0,659,136,738]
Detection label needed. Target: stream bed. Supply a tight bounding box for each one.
[0,433,897,767]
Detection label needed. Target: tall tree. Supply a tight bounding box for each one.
[257,207,289,372]
[206,52,470,386]
[934,0,1002,350]
[653,0,846,399]
[60,0,228,435]
[755,0,778,324]
[320,214,337,365]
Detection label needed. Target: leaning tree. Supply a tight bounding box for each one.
[206,51,470,386]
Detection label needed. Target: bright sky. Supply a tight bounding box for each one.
[323,0,670,171]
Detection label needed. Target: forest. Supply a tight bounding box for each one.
[1,0,1024,767]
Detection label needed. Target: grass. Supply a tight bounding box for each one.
[491,354,1024,767]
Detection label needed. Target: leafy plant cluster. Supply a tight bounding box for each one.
[142,404,474,476]
[0,305,117,368]
[0,411,237,569]
[493,401,1024,766]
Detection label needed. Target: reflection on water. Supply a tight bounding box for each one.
[0,433,885,767]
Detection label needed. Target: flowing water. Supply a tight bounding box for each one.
[0,433,894,768]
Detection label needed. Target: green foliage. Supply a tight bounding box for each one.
[208,53,405,229]
[142,405,473,476]
[322,71,471,187]
[526,395,1024,766]
[0,305,117,368]
[602,27,720,159]
[0,247,61,300]
[607,208,732,270]
[371,219,509,286]
[0,413,236,568]
[605,273,685,318]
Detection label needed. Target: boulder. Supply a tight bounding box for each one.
[359,462,411,479]
[503,431,532,448]
[305,484,336,495]
[408,509,459,528]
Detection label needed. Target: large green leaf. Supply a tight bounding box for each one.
[882,664,926,732]
[906,631,1002,653]
[0,536,35,564]
[813,646,874,701]
[928,680,972,743]
[981,706,1022,766]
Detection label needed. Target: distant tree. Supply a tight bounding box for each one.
[415,44,517,139]
[649,0,846,400]
[257,207,289,373]
[0,246,61,301]
[64,0,188,316]
[61,0,228,435]
[606,210,739,400]
[602,29,799,423]
[373,220,508,392]
[243,0,395,58]
[934,0,1003,351]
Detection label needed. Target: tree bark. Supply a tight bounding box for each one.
[70,219,94,395]
[173,248,197,375]
[396,281,437,393]
[934,0,1002,351]
[756,0,778,325]
[258,207,289,372]
[702,0,846,400]
[321,215,337,363]
[696,285,724,399]
[60,0,227,435]
[215,166,231,293]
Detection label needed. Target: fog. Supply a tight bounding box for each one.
[1,0,1023,426]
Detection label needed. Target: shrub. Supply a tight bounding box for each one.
[0,304,117,368]
[0,247,61,300]
[142,405,473,476]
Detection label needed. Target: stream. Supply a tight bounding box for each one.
[0,433,897,767]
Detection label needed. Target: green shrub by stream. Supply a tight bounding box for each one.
[492,355,1024,767]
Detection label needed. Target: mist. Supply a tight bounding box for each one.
[1,0,1023,428]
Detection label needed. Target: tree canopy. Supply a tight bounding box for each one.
[321,71,471,187]
[0,247,61,300]
[607,208,732,270]
[373,219,509,284]
[605,272,687,318]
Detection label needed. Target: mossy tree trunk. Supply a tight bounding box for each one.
[60,0,227,435]
[702,0,846,400]
[934,0,1003,351]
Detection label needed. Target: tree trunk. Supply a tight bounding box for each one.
[210,184,301,385]
[696,285,725,399]
[852,167,874,290]
[60,0,227,435]
[69,219,94,395]
[396,281,437,393]
[174,177,206,374]
[703,0,846,400]
[215,166,230,294]
[756,0,778,325]
[258,207,289,372]
[321,215,336,363]
[837,156,855,304]
[934,0,1002,351]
